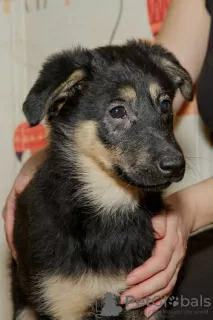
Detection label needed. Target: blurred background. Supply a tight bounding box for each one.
[0,0,213,318]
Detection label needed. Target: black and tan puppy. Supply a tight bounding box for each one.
[12,40,193,320]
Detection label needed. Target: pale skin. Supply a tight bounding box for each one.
[2,148,45,260]
[2,0,213,319]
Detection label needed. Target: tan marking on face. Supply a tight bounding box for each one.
[74,121,139,214]
[149,82,161,101]
[119,86,136,101]
[74,120,113,169]
[17,307,37,320]
[42,273,126,320]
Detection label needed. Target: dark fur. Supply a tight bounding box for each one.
[12,40,193,320]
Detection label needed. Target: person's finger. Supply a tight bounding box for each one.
[143,268,179,308]
[126,213,181,286]
[2,186,16,218]
[2,203,6,220]
[121,267,171,305]
[125,293,168,312]
[152,212,167,240]
[2,158,38,261]
[144,296,168,319]
[15,174,33,195]
[4,207,17,260]
[126,266,179,311]
[122,235,184,304]
[126,237,174,286]
[2,189,17,259]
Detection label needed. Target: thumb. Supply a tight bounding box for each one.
[152,211,167,239]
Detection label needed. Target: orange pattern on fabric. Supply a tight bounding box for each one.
[14,122,47,159]
[147,0,171,37]
[177,99,198,116]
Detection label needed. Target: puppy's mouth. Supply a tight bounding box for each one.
[113,165,179,192]
[138,182,171,192]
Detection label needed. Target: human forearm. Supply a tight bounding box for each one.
[156,0,211,111]
[190,178,213,232]
[167,178,213,233]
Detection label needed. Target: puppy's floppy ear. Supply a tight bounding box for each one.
[23,48,90,126]
[149,43,193,101]
[134,40,193,101]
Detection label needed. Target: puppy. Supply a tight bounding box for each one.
[12,40,193,320]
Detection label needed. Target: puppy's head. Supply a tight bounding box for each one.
[23,41,193,191]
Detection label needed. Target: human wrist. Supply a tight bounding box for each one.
[181,189,196,235]
[166,188,196,235]
[171,179,213,233]
[189,178,213,232]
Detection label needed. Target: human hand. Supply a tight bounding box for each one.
[120,190,195,318]
[2,149,45,259]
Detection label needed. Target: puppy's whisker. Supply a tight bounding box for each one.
[185,155,211,162]
[185,161,201,180]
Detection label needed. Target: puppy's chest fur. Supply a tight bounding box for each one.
[15,162,164,319]
[33,204,156,320]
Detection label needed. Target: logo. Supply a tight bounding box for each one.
[168,296,179,307]
[124,295,211,309]
[95,293,122,318]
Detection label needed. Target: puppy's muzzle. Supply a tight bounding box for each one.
[157,152,185,181]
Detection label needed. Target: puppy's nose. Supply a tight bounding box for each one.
[157,154,185,178]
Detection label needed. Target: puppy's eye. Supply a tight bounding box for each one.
[160,99,171,112]
[109,106,127,119]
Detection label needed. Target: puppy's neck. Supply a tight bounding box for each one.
[50,120,141,215]
[75,153,140,215]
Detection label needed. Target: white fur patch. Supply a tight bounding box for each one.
[77,154,139,214]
